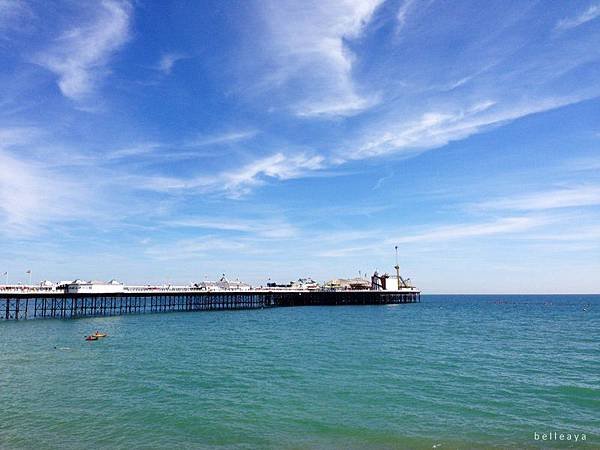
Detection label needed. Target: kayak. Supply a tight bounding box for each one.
[85,335,99,341]
[93,333,108,338]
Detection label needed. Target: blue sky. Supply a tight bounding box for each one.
[0,0,599,292]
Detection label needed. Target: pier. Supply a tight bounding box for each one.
[0,290,420,320]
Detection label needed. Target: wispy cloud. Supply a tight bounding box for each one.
[218,152,325,195]
[567,156,600,172]
[521,226,600,242]
[145,236,250,261]
[164,217,298,239]
[257,0,382,117]
[0,127,151,236]
[123,3,600,196]
[396,0,416,30]
[373,171,394,190]
[157,52,188,75]
[185,130,258,147]
[345,97,583,160]
[0,126,40,146]
[389,217,546,244]
[131,152,325,197]
[0,0,33,36]
[315,216,547,257]
[53,132,258,168]
[105,142,164,160]
[34,0,132,100]
[120,95,594,200]
[555,4,600,30]
[478,185,600,211]
[0,149,86,235]
[126,97,592,198]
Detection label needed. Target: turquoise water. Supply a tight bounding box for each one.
[1,295,598,449]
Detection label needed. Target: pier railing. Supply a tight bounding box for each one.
[0,290,420,320]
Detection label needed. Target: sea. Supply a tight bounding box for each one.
[0,295,598,449]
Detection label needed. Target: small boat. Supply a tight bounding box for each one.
[85,335,99,341]
[93,333,108,338]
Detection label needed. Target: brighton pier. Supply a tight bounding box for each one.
[0,289,420,321]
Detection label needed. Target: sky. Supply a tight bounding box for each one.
[0,0,599,293]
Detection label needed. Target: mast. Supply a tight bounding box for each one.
[394,245,408,288]
[394,246,400,290]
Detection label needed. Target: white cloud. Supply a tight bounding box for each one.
[164,217,298,239]
[186,130,258,147]
[478,185,600,211]
[259,0,382,117]
[157,52,188,74]
[522,226,600,242]
[49,133,258,167]
[0,128,130,236]
[105,142,163,160]
[127,152,325,197]
[555,4,600,30]
[34,0,132,100]
[145,236,250,260]
[397,0,416,30]
[0,150,85,234]
[0,126,39,146]
[567,156,600,172]
[125,96,591,199]
[0,0,32,35]
[346,97,581,160]
[314,216,547,257]
[388,217,545,244]
[219,152,325,194]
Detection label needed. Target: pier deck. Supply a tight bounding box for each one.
[0,290,420,320]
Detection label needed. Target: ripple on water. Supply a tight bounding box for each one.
[1,295,599,449]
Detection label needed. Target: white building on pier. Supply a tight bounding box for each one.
[65,279,124,294]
